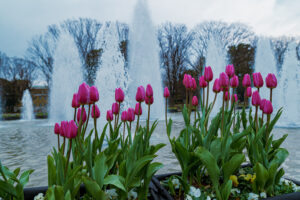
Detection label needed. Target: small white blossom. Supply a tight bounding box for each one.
[188,186,201,198]
[248,192,259,200]
[239,168,246,174]
[128,189,137,200]
[106,189,118,199]
[260,192,267,198]
[185,194,193,200]
[34,193,44,200]
[172,178,180,189]
[231,188,240,194]
[206,196,211,200]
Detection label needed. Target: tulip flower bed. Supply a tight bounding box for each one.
[1,64,300,200]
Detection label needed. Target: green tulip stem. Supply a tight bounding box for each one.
[116,102,121,128]
[64,139,72,178]
[73,108,77,121]
[57,134,60,152]
[62,137,66,155]
[147,103,151,136]
[204,93,217,129]
[83,104,91,137]
[265,114,271,149]
[202,87,205,115]
[135,102,142,137]
[255,105,258,133]
[221,91,225,137]
[270,88,273,103]
[165,98,168,128]
[206,83,210,114]
[123,122,126,144]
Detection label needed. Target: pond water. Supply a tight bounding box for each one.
[0,113,299,187]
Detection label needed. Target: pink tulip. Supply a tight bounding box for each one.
[54,123,60,135]
[60,121,68,137]
[230,75,239,88]
[260,99,267,111]
[213,79,221,93]
[186,75,193,89]
[136,86,145,102]
[252,91,261,106]
[77,107,87,123]
[242,74,251,87]
[89,86,99,103]
[106,110,113,121]
[145,96,154,105]
[225,64,235,78]
[164,87,170,98]
[204,66,213,82]
[192,96,198,106]
[219,72,229,88]
[253,72,264,88]
[135,103,142,115]
[199,76,208,88]
[112,102,119,115]
[266,73,277,89]
[224,91,230,101]
[65,120,78,139]
[72,93,80,108]
[263,100,273,114]
[231,94,238,103]
[91,104,100,118]
[126,108,135,122]
[77,82,90,105]
[115,88,125,103]
[183,74,189,87]
[191,78,197,90]
[146,84,153,98]
[246,87,252,97]
[121,111,127,122]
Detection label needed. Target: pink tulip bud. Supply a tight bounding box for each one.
[54,123,60,135]
[213,79,221,93]
[77,107,87,123]
[199,76,208,88]
[136,86,145,102]
[112,102,119,115]
[146,84,153,98]
[145,96,154,105]
[219,72,229,88]
[204,66,213,82]
[242,74,251,87]
[224,91,230,101]
[253,72,264,88]
[252,91,261,106]
[126,108,135,122]
[230,75,239,88]
[77,82,90,105]
[72,93,80,108]
[260,99,267,111]
[106,110,113,121]
[225,64,235,78]
[65,120,78,139]
[192,96,198,106]
[60,121,68,137]
[135,103,142,115]
[183,74,189,87]
[91,104,100,118]
[115,88,125,103]
[191,78,197,90]
[231,94,238,103]
[121,111,127,122]
[164,87,170,98]
[263,100,273,114]
[266,73,277,89]
[246,87,252,97]
[89,86,99,103]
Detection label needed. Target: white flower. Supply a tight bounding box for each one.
[189,186,201,198]
[172,178,180,189]
[185,194,193,200]
[206,196,211,200]
[260,192,267,198]
[239,168,246,174]
[231,188,240,194]
[34,193,44,200]
[106,189,118,199]
[128,189,137,200]
[248,192,259,200]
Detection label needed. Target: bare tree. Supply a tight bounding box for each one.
[158,22,194,99]
[26,27,58,87]
[62,18,102,84]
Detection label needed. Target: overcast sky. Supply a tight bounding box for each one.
[1,0,300,57]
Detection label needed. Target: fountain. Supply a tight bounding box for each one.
[96,22,129,120]
[49,32,83,122]
[21,89,34,120]
[205,37,226,114]
[277,42,300,127]
[254,37,277,100]
[127,0,164,119]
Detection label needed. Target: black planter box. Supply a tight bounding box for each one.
[152,172,300,200]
